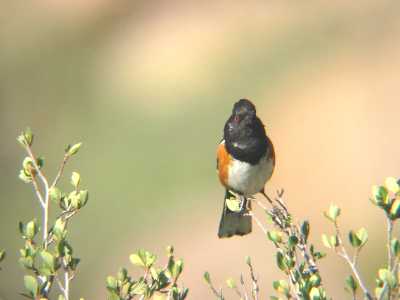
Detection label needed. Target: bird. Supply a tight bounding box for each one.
[216,99,275,238]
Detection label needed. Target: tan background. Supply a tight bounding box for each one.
[1,1,400,299]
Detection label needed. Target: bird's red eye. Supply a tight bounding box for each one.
[233,115,240,123]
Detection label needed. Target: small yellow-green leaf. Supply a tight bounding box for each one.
[226,278,236,289]
[226,197,241,212]
[71,172,81,189]
[385,177,400,194]
[24,275,38,297]
[0,249,5,262]
[372,185,389,206]
[356,228,368,247]
[390,198,400,220]
[203,271,211,284]
[378,268,396,288]
[349,230,362,248]
[106,276,118,290]
[391,238,400,257]
[267,230,283,244]
[67,142,82,156]
[40,250,55,272]
[309,274,321,287]
[273,280,289,296]
[345,275,357,293]
[324,204,341,222]
[309,286,321,300]
[321,234,331,249]
[49,187,62,204]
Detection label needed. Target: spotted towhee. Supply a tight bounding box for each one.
[217,99,275,238]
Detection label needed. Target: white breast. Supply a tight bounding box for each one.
[227,154,274,196]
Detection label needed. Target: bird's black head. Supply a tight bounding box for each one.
[225,99,258,138]
[223,99,267,164]
[232,99,256,116]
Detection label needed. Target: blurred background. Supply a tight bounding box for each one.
[1,0,400,298]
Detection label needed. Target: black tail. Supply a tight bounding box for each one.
[218,190,252,238]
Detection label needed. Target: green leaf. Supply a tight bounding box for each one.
[226,197,241,212]
[130,279,148,295]
[273,280,289,296]
[203,271,211,284]
[79,190,89,207]
[19,257,34,269]
[17,128,34,146]
[38,267,53,276]
[288,235,299,248]
[117,268,128,282]
[267,230,283,244]
[301,220,310,242]
[24,275,38,297]
[166,245,174,257]
[53,218,66,240]
[391,238,400,257]
[67,142,82,156]
[36,156,44,169]
[226,278,236,289]
[309,287,323,300]
[71,172,81,189]
[40,250,56,272]
[19,169,32,183]
[245,255,251,266]
[25,220,38,240]
[106,276,118,291]
[345,275,357,293]
[372,185,389,207]
[324,204,341,222]
[171,259,184,279]
[49,187,62,204]
[309,274,321,287]
[349,231,361,248]
[321,234,331,249]
[58,295,66,300]
[129,249,156,268]
[276,252,286,271]
[349,228,368,248]
[390,198,400,219]
[378,268,397,288]
[385,177,400,194]
[0,249,5,262]
[356,228,368,246]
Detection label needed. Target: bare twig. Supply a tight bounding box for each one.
[64,271,70,300]
[24,144,50,249]
[387,217,394,270]
[246,260,259,300]
[247,212,267,235]
[239,274,249,300]
[334,221,373,300]
[51,154,69,188]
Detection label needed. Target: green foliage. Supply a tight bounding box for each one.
[11,128,400,300]
[17,128,87,299]
[106,246,188,300]
[205,191,327,300]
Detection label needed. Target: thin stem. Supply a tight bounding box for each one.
[64,271,70,300]
[248,212,267,235]
[24,144,50,249]
[51,154,69,188]
[30,175,45,208]
[55,276,66,294]
[246,260,259,300]
[334,222,373,300]
[387,217,394,270]
[379,262,399,300]
[240,274,249,300]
